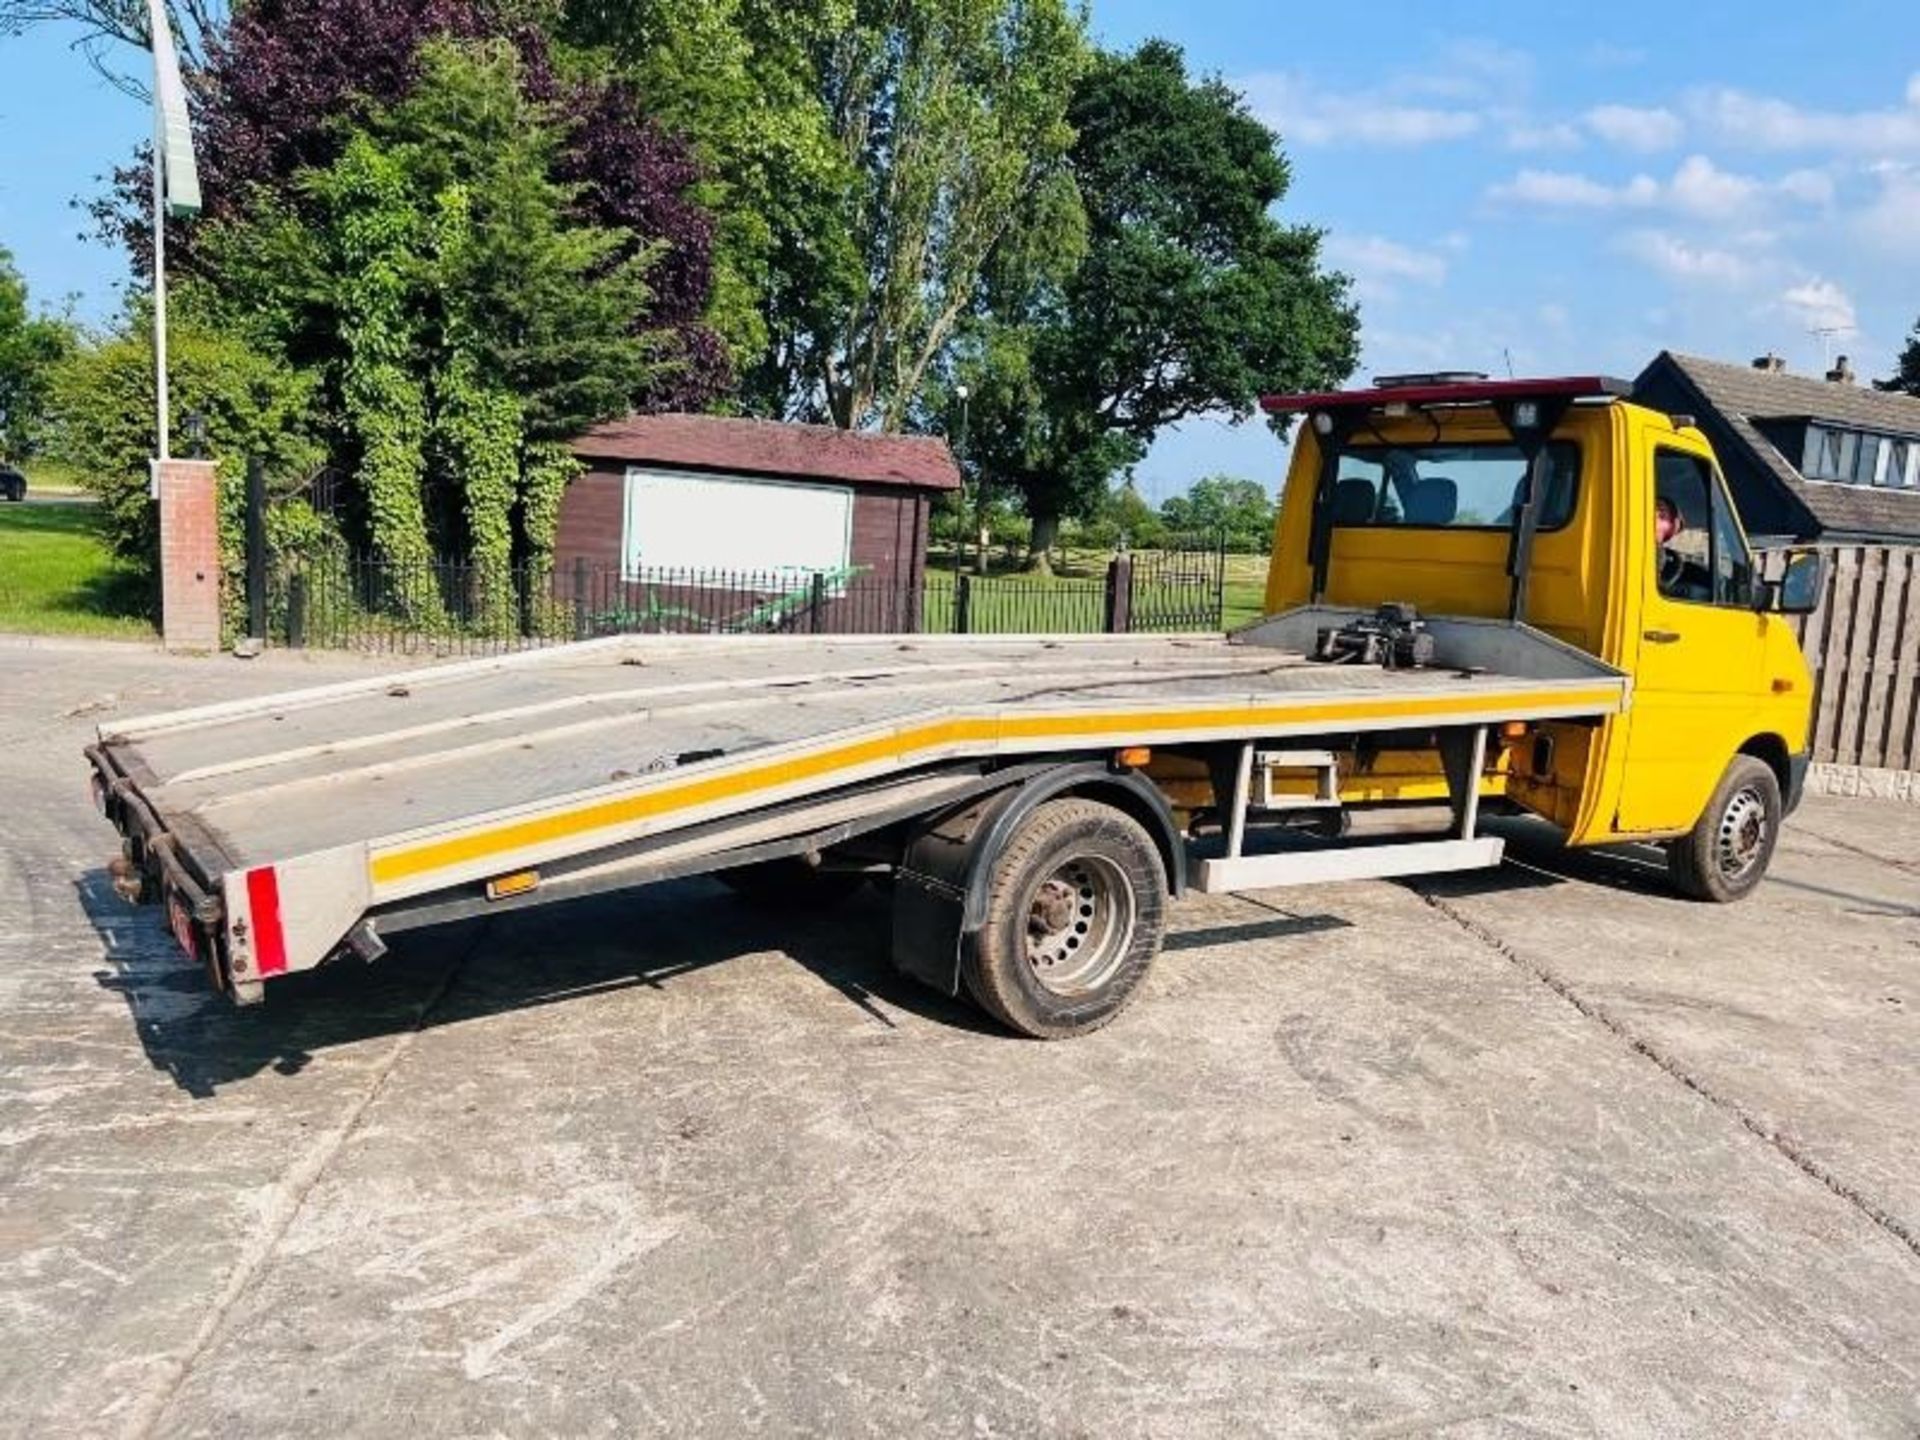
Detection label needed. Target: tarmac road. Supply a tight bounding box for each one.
[2,638,1916,1438]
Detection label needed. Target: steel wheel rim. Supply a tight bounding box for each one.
[1023,853,1136,996]
[1716,785,1769,882]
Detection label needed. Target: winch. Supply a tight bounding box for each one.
[1312,602,1436,670]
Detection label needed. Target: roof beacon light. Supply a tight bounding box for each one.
[1260,375,1633,418]
[1375,371,1489,389]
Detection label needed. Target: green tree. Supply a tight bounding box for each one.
[1877,316,1920,397]
[562,0,862,389]
[195,39,668,606]
[967,40,1357,567]
[568,0,1090,430]
[1160,475,1274,552]
[1107,476,1164,549]
[0,248,78,460]
[43,317,324,574]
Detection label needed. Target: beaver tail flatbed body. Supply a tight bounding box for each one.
[86,609,1626,1010]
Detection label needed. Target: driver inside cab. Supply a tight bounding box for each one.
[1654,494,1713,602]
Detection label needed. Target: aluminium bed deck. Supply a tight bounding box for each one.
[95,614,1627,920]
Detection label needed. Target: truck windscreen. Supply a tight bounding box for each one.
[1332,441,1580,532]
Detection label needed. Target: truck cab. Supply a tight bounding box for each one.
[1258,372,1823,899]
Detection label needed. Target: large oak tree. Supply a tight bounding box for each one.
[957,39,1358,565]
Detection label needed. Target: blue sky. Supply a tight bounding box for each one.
[2,1,1916,501]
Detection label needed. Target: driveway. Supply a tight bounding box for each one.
[2,639,1916,1437]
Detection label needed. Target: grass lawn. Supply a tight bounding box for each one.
[0,503,157,639]
[19,460,93,498]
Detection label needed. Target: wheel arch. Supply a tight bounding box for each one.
[1737,732,1792,798]
[890,760,1184,997]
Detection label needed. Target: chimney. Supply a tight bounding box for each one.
[1751,352,1786,373]
[1826,355,1855,385]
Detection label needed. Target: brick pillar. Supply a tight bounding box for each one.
[154,459,221,652]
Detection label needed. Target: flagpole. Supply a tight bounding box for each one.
[145,0,200,481]
[152,48,169,463]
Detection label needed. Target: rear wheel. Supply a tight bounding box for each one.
[962,798,1167,1039]
[1666,755,1781,902]
[717,857,869,908]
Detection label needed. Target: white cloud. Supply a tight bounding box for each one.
[1400,39,1534,102]
[1689,76,1920,153]
[1585,104,1683,151]
[1488,168,1659,208]
[1616,230,1760,286]
[1777,168,1837,206]
[1665,154,1763,215]
[1859,162,1920,251]
[1323,234,1449,303]
[1778,278,1858,335]
[1240,73,1481,146]
[1325,234,1449,285]
[1488,155,1832,218]
[1505,120,1583,151]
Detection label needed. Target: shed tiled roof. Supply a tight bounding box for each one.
[573,413,961,492]
[1637,352,1920,540]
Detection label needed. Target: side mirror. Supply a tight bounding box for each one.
[1760,547,1825,615]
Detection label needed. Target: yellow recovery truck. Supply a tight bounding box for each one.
[86,374,1826,1037]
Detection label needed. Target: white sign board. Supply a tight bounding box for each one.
[622,468,854,584]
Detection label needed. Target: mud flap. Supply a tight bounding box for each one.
[891,796,1002,997]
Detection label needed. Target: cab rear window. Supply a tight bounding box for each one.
[1331,441,1581,532]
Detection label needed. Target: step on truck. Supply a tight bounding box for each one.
[86,375,1826,1038]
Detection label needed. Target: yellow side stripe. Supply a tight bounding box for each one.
[368,687,1620,887]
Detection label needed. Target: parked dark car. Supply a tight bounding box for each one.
[0,466,25,502]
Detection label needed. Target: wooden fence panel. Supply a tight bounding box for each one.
[1841,547,1888,767]
[1785,543,1920,772]
[1808,547,1860,763]
[1883,549,1920,772]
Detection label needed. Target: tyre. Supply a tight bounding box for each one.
[716,856,869,908]
[961,797,1168,1039]
[1666,755,1782,903]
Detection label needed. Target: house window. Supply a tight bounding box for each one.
[621,468,853,585]
[1854,434,1886,485]
[1803,425,1847,479]
[1799,424,1920,487]
[1882,438,1918,489]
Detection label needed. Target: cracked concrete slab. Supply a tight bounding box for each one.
[2,644,1917,1437]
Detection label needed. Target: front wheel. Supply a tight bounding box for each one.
[962,798,1168,1039]
[1666,755,1782,902]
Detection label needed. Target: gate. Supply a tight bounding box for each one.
[1120,535,1229,632]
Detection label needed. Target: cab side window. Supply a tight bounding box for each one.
[1653,452,1714,604]
[1708,472,1755,608]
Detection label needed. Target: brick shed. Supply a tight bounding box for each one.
[557,414,960,633]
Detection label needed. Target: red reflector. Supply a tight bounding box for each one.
[246,866,289,977]
[167,891,200,963]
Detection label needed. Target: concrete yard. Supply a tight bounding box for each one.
[2,638,1917,1438]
